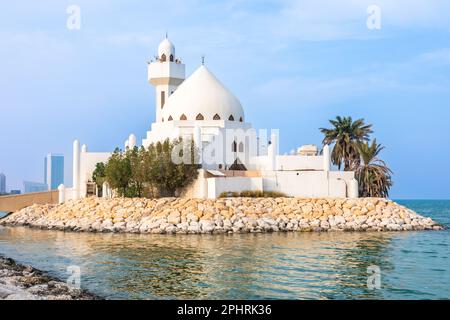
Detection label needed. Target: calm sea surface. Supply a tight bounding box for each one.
[0,200,449,300]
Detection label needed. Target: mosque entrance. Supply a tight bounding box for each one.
[86,182,97,197]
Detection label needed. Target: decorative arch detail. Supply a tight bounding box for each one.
[161,54,167,62]
[196,113,204,120]
[213,114,221,120]
[232,141,237,152]
[180,114,187,120]
[239,117,243,122]
[238,142,244,153]
[168,115,173,121]
[170,54,174,62]
[228,115,235,121]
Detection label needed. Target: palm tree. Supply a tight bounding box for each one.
[320,116,373,170]
[353,140,393,198]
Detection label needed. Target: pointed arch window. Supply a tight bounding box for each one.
[162,118,164,122]
[161,54,166,62]
[239,117,243,122]
[170,54,174,62]
[180,114,187,120]
[238,142,244,153]
[228,115,235,121]
[213,114,221,120]
[196,113,204,120]
[168,115,173,121]
[232,141,237,152]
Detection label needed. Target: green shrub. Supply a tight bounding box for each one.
[261,191,287,198]
[97,138,199,198]
[240,190,264,197]
[219,191,240,198]
[219,190,288,198]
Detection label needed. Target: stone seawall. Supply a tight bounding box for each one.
[0,197,443,234]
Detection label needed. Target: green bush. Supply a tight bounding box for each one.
[261,191,287,198]
[219,191,240,198]
[96,138,199,198]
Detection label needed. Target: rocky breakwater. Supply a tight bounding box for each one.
[0,197,443,234]
[0,256,98,300]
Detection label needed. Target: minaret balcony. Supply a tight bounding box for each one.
[148,61,185,85]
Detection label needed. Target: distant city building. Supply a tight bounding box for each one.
[23,181,48,193]
[44,154,64,190]
[0,173,5,194]
[10,190,21,195]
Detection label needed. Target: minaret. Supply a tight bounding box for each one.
[148,36,185,123]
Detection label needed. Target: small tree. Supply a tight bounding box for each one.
[149,139,199,197]
[142,142,159,198]
[353,140,393,198]
[104,148,132,197]
[320,116,373,170]
[125,146,147,197]
[99,140,199,198]
[92,162,106,192]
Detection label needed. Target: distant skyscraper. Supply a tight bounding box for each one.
[23,181,48,193]
[44,154,64,190]
[0,173,6,194]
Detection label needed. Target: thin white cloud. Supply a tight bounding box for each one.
[251,47,450,111]
[418,48,450,65]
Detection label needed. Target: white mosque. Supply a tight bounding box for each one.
[64,37,358,202]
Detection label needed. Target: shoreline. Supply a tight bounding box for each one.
[0,197,444,234]
[0,255,98,300]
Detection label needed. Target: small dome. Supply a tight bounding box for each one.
[161,65,244,122]
[158,38,175,60]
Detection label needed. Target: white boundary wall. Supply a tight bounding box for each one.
[207,177,263,199]
[197,170,355,199]
[261,171,354,198]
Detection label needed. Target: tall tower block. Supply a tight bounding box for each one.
[148,37,185,122]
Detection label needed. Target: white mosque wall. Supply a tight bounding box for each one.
[276,155,323,171]
[248,155,325,172]
[184,169,354,199]
[79,152,111,198]
[247,156,270,171]
[64,187,75,202]
[207,176,263,199]
[329,171,355,181]
[261,171,348,198]
[56,185,75,203]
[328,179,348,198]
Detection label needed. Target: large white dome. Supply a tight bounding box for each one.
[161,65,244,122]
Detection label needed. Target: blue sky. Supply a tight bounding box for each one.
[0,0,449,199]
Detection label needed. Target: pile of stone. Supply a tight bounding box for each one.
[0,256,98,300]
[0,197,443,234]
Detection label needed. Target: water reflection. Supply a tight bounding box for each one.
[1,226,413,299]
